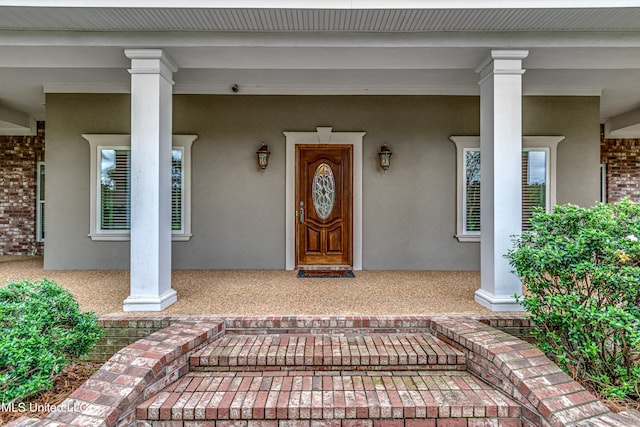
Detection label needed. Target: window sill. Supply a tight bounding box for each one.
[172,234,192,242]
[89,233,193,242]
[455,234,480,243]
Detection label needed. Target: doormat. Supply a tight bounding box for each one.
[297,270,355,278]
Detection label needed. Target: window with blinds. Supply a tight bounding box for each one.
[171,149,183,232]
[522,150,547,231]
[98,148,183,232]
[464,150,481,233]
[100,149,131,230]
[463,149,548,233]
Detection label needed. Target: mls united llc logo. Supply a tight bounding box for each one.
[1,401,89,413]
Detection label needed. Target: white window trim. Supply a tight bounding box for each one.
[450,135,564,243]
[82,134,197,241]
[36,161,45,243]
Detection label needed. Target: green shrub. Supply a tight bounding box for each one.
[506,200,640,400]
[0,279,103,403]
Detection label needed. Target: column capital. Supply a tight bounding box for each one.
[125,48,179,82]
[475,49,529,83]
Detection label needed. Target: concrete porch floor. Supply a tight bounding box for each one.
[0,256,495,316]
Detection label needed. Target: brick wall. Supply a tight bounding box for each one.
[90,317,175,362]
[0,122,45,256]
[601,125,640,203]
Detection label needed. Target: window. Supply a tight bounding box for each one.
[98,148,184,233]
[450,136,564,242]
[36,161,45,242]
[99,148,130,231]
[464,149,481,235]
[522,150,548,231]
[600,163,607,203]
[462,148,548,234]
[83,134,197,241]
[171,148,184,232]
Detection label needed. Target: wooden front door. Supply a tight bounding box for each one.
[296,145,353,267]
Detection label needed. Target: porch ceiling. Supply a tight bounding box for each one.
[1,2,640,135]
[2,5,640,32]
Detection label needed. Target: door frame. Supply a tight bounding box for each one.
[284,127,365,270]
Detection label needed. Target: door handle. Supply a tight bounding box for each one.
[299,207,304,224]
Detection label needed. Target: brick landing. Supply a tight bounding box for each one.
[6,315,640,427]
[190,333,466,371]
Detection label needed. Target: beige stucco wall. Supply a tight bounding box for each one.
[523,96,601,207]
[44,94,600,270]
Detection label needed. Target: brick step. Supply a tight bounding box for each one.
[190,333,465,371]
[589,410,640,426]
[137,371,522,425]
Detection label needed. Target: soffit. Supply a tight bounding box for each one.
[1,4,640,131]
[1,7,640,32]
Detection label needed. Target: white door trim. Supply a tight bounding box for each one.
[284,127,365,270]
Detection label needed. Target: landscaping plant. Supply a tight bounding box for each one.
[0,279,102,403]
[507,200,640,400]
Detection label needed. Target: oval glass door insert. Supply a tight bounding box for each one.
[312,163,335,219]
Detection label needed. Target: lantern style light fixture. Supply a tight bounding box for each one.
[378,144,392,171]
[256,143,271,171]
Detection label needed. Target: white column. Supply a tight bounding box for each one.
[474,50,528,312]
[123,49,178,312]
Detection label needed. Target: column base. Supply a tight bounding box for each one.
[123,289,178,312]
[474,289,525,312]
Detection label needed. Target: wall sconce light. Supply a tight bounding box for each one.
[378,144,392,172]
[256,143,270,171]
